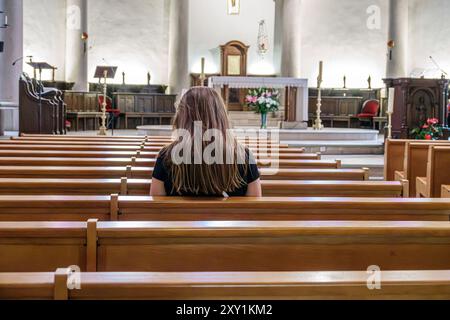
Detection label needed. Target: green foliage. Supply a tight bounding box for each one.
[410,118,443,140]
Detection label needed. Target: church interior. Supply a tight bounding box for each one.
[0,0,450,302]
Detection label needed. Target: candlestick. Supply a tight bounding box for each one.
[122,72,125,85]
[368,75,372,89]
[199,57,206,86]
[343,75,347,89]
[147,72,151,85]
[201,57,205,75]
[313,61,324,131]
[318,61,323,83]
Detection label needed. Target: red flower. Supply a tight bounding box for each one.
[427,118,439,125]
[425,134,432,140]
[422,124,429,129]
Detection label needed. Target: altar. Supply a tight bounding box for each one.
[208,76,309,129]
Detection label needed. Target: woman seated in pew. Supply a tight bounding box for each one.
[151,87,262,197]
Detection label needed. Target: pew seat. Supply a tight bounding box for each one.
[2,269,450,300]
[1,220,450,273]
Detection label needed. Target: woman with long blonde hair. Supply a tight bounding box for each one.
[150,87,262,197]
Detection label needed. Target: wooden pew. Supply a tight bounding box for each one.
[416,146,450,198]
[1,220,450,272]
[0,178,405,198]
[0,149,316,160]
[2,269,450,300]
[0,157,338,169]
[0,166,365,180]
[394,142,450,197]
[384,139,450,181]
[0,144,306,154]
[0,140,292,150]
[442,185,450,198]
[0,195,448,221]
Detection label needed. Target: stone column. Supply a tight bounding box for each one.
[168,0,189,95]
[386,0,408,78]
[0,0,23,103]
[275,0,302,78]
[65,0,88,91]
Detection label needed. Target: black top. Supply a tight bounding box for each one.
[152,149,261,197]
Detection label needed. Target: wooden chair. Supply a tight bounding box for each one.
[1,220,450,272]
[2,269,450,300]
[416,146,450,198]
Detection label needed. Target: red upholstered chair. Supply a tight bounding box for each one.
[357,100,380,127]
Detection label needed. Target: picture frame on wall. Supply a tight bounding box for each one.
[227,0,240,15]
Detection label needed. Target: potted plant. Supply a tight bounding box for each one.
[245,88,280,129]
[411,118,443,140]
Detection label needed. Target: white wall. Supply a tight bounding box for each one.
[23,0,66,81]
[21,0,450,88]
[88,0,170,85]
[189,0,276,75]
[301,0,388,88]
[409,0,450,78]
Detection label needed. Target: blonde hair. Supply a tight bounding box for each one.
[161,87,248,195]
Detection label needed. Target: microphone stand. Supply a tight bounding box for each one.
[38,66,43,134]
[430,56,448,79]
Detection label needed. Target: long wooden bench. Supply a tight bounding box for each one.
[0,144,306,154]
[0,196,448,221]
[1,220,450,272]
[416,146,450,198]
[0,166,366,180]
[0,157,337,169]
[2,269,450,300]
[0,140,292,150]
[385,139,450,181]
[394,142,450,197]
[0,149,315,160]
[0,178,405,197]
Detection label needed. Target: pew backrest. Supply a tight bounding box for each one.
[0,195,449,221]
[426,146,450,197]
[384,139,450,181]
[1,220,450,272]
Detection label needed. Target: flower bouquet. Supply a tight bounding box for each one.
[245,88,280,129]
[411,118,443,140]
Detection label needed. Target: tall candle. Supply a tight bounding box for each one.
[319,61,323,82]
[201,57,205,75]
[388,87,395,113]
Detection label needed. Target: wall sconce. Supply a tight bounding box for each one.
[0,11,8,29]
